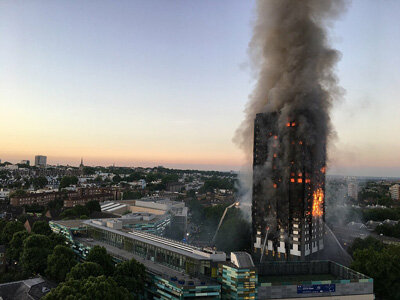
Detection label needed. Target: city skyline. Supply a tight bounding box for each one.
[1,0,400,176]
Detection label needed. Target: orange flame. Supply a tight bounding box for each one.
[312,188,324,217]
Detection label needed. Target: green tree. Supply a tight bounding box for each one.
[49,232,66,248]
[20,234,52,274]
[112,174,122,183]
[59,176,78,189]
[7,231,30,262]
[0,219,7,235]
[351,245,400,299]
[199,177,234,193]
[348,236,385,256]
[215,210,251,252]
[60,205,89,219]
[46,245,77,282]
[85,200,101,214]
[43,276,131,300]
[86,246,115,275]
[113,258,146,294]
[66,262,104,281]
[1,221,25,244]
[32,221,52,236]
[122,190,142,200]
[73,205,89,216]
[82,166,96,175]
[32,176,48,189]
[375,223,400,238]
[9,189,27,198]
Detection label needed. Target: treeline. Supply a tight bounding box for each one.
[362,208,400,222]
[44,246,145,299]
[375,223,400,239]
[199,177,235,193]
[82,165,235,178]
[59,200,101,220]
[0,219,67,283]
[349,236,400,300]
[0,218,145,299]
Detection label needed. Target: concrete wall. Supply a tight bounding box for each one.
[258,282,373,299]
[276,296,373,300]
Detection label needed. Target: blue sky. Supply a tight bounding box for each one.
[0,0,399,176]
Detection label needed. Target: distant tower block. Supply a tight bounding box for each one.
[34,155,47,168]
[252,113,326,261]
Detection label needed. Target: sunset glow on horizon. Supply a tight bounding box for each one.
[1,0,400,176]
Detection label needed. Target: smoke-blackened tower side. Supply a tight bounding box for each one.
[252,112,326,261]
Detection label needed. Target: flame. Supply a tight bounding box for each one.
[312,188,324,217]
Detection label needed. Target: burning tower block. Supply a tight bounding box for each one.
[252,112,326,261]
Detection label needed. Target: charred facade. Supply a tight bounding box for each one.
[252,112,326,261]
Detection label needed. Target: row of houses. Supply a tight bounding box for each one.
[9,187,121,207]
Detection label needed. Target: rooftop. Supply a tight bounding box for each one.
[231,252,255,268]
[0,277,57,300]
[257,261,371,286]
[50,219,85,229]
[82,219,225,261]
[77,237,218,288]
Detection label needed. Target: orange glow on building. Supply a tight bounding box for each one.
[312,188,324,217]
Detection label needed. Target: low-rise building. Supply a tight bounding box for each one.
[49,218,374,299]
[10,191,62,206]
[218,252,257,300]
[0,276,56,299]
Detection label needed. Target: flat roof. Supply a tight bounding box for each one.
[77,238,218,288]
[50,219,85,229]
[83,220,219,261]
[259,274,339,284]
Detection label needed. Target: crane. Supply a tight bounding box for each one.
[211,201,239,244]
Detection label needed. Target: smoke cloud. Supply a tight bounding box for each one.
[235,0,347,213]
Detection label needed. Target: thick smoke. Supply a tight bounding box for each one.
[235,0,346,213]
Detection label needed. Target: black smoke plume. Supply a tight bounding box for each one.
[235,0,347,216]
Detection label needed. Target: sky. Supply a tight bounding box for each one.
[0,0,399,176]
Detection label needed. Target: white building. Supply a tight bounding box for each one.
[347,179,358,200]
[389,184,400,200]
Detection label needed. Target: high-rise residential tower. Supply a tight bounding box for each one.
[34,155,47,167]
[252,113,326,261]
